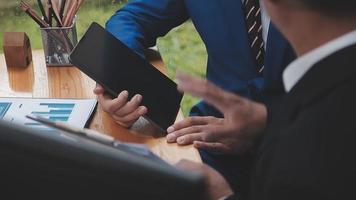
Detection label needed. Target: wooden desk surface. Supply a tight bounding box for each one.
[0,50,201,164]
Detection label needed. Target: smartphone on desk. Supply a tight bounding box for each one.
[69,23,183,133]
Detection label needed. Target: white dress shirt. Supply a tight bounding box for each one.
[241,0,271,48]
[283,30,356,92]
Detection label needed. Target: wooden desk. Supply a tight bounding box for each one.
[0,50,201,164]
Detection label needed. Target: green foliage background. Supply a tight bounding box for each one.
[0,0,207,116]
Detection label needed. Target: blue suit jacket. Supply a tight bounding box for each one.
[106,0,296,117]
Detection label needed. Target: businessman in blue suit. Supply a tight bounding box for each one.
[94,0,295,196]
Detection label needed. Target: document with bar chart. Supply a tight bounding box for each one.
[0,98,97,131]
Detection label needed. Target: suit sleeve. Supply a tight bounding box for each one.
[106,0,189,58]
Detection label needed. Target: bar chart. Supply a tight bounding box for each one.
[24,103,75,130]
[0,98,97,132]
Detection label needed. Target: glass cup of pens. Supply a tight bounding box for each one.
[40,20,78,66]
[19,0,84,66]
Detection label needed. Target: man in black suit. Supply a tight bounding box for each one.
[175,0,356,199]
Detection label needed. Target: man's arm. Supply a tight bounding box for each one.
[106,0,189,57]
[96,0,189,128]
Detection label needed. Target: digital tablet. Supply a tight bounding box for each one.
[69,22,183,132]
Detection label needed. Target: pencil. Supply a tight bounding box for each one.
[59,0,67,19]
[20,1,49,28]
[63,0,78,27]
[62,0,73,26]
[45,0,53,26]
[37,0,48,23]
[50,0,63,26]
[44,0,50,24]
[65,0,84,27]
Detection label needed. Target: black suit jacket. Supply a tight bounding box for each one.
[249,44,356,200]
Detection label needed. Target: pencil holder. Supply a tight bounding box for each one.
[40,22,78,66]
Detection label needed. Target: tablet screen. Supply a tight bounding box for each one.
[70,23,183,132]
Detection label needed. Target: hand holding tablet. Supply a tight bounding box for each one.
[93,84,147,128]
[70,23,183,133]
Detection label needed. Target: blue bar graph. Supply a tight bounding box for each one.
[48,117,69,122]
[30,103,74,123]
[25,102,76,133]
[32,110,73,115]
[39,103,75,109]
[0,103,11,119]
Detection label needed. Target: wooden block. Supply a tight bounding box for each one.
[2,32,32,68]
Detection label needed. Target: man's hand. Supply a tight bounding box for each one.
[166,73,267,154]
[94,84,147,128]
[176,159,234,200]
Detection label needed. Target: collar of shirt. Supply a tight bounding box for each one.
[283,30,356,92]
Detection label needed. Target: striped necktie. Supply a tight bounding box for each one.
[244,0,265,74]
